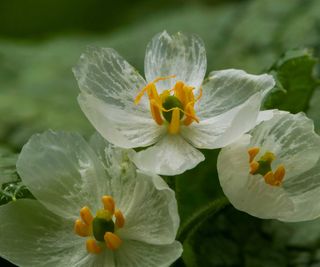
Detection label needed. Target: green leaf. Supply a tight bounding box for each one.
[264,49,319,113]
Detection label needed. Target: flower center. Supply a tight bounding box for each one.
[134,76,202,134]
[74,195,125,254]
[248,147,285,186]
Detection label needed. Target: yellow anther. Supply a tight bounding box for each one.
[183,102,199,126]
[249,161,260,174]
[248,147,260,163]
[104,232,122,251]
[102,196,115,215]
[263,171,275,186]
[150,99,164,125]
[115,209,125,228]
[274,164,285,185]
[168,108,181,134]
[80,206,93,226]
[74,219,90,237]
[86,238,102,254]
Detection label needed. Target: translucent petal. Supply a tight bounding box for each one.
[196,69,275,119]
[217,135,294,220]
[114,241,182,267]
[16,131,109,220]
[181,92,262,149]
[144,31,206,91]
[130,135,205,175]
[73,46,149,116]
[0,199,116,267]
[116,171,179,245]
[250,112,320,179]
[79,93,164,148]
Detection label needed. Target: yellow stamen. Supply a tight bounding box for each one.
[274,165,285,185]
[263,171,275,186]
[86,238,102,254]
[74,219,90,237]
[134,75,176,105]
[96,209,113,221]
[183,102,199,126]
[168,108,181,134]
[248,147,260,163]
[150,99,164,125]
[115,209,125,228]
[249,161,260,174]
[104,232,122,251]
[261,151,276,162]
[80,206,93,226]
[102,196,115,215]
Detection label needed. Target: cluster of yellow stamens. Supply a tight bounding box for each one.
[74,195,125,254]
[134,76,202,134]
[248,147,285,186]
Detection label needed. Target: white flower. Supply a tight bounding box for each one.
[217,111,320,222]
[73,31,275,175]
[0,131,182,267]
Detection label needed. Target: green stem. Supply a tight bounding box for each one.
[177,197,230,243]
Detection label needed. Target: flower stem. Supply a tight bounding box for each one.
[177,197,230,243]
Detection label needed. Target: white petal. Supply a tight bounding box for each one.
[144,31,206,91]
[73,46,149,116]
[181,92,263,149]
[116,171,179,245]
[16,131,109,220]
[114,241,182,267]
[217,135,295,220]
[196,69,275,119]
[250,112,320,179]
[79,93,164,148]
[130,135,205,175]
[0,199,101,267]
[256,109,283,124]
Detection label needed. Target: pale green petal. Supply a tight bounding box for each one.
[0,199,98,267]
[181,92,263,149]
[130,134,205,175]
[73,46,148,116]
[116,171,179,245]
[145,31,206,91]
[250,112,320,179]
[79,93,164,148]
[197,69,275,119]
[217,135,294,220]
[114,241,182,267]
[16,130,109,220]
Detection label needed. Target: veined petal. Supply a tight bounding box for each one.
[250,112,320,179]
[73,46,149,116]
[145,31,206,91]
[79,93,165,148]
[181,92,263,149]
[130,135,205,176]
[0,199,114,267]
[116,171,179,245]
[16,130,109,220]
[217,135,294,220]
[114,240,182,267]
[196,69,275,119]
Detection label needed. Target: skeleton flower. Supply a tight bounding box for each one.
[217,111,320,222]
[73,31,275,175]
[0,131,182,267]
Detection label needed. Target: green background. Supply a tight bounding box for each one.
[1,0,320,266]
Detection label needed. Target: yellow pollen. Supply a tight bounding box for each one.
[104,232,122,251]
[86,238,102,254]
[134,76,202,134]
[75,195,126,254]
[248,147,260,163]
[102,196,115,215]
[115,209,125,228]
[247,147,286,187]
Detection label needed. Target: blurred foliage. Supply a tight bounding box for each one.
[1,0,320,266]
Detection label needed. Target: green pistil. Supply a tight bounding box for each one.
[92,217,115,242]
[162,96,184,122]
